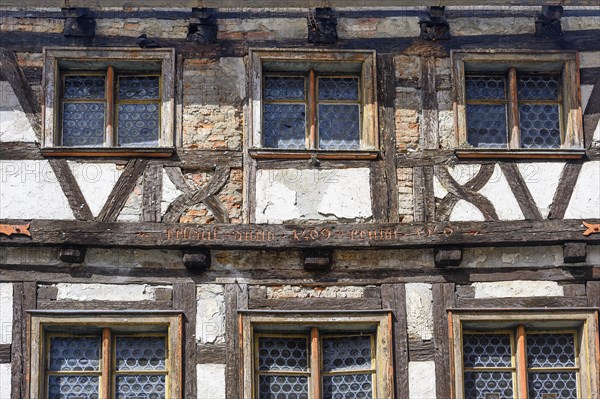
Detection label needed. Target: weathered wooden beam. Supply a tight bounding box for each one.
[563,241,587,263]
[225,283,247,399]
[142,164,163,223]
[1,219,599,249]
[97,158,148,222]
[381,284,409,399]
[457,296,589,308]
[47,159,94,221]
[499,162,543,221]
[248,297,383,311]
[197,343,226,364]
[303,249,332,270]
[432,283,455,399]
[173,282,197,399]
[547,161,583,219]
[408,339,434,361]
[3,0,598,7]
[587,281,600,308]
[0,344,10,364]
[584,72,600,148]
[0,50,41,141]
[182,250,212,270]
[11,282,36,399]
[58,246,86,263]
[37,300,173,310]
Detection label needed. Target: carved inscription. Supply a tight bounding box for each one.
[164,224,460,243]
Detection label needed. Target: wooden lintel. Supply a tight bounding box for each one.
[1,219,599,250]
[563,241,587,263]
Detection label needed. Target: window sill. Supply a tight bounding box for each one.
[41,147,175,158]
[455,148,586,160]
[248,148,379,160]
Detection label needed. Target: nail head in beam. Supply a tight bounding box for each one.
[563,242,586,263]
[434,247,462,267]
[303,249,332,270]
[59,246,86,263]
[183,249,212,270]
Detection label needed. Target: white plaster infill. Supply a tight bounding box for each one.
[196,284,225,345]
[405,283,433,341]
[472,281,564,298]
[196,363,226,399]
[0,283,13,345]
[408,361,436,399]
[54,283,167,301]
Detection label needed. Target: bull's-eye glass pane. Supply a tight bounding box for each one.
[466,104,507,148]
[263,103,306,149]
[466,76,506,100]
[318,77,359,101]
[49,337,100,371]
[527,333,576,368]
[322,336,372,372]
[517,76,559,101]
[116,336,166,371]
[48,375,100,399]
[118,76,160,100]
[258,337,308,372]
[64,75,106,99]
[323,374,373,399]
[519,104,561,149]
[264,77,305,100]
[117,103,160,147]
[318,104,360,150]
[463,334,512,368]
[464,371,514,399]
[61,102,106,147]
[528,372,577,399]
[258,375,309,399]
[115,375,166,399]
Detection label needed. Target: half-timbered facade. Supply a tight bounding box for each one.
[1,1,599,398]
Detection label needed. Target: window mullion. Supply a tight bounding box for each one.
[105,66,115,147]
[508,67,521,149]
[308,69,316,149]
[311,327,321,399]
[516,324,528,399]
[101,327,111,399]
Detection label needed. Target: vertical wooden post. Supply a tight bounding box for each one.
[173,282,197,399]
[105,66,115,146]
[308,69,316,149]
[101,328,111,399]
[516,324,528,399]
[508,67,521,149]
[310,327,321,399]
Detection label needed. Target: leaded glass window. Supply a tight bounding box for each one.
[44,331,168,399]
[262,72,361,151]
[254,332,376,399]
[465,71,562,150]
[60,69,161,148]
[461,328,581,399]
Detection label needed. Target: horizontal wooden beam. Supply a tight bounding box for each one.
[2,0,597,7]
[0,219,598,249]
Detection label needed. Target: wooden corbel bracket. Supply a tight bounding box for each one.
[582,221,600,236]
[0,223,31,237]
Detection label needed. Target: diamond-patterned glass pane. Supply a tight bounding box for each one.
[264,77,305,100]
[526,333,576,368]
[49,337,100,371]
[258,337,308,372]
[322,374,373,399]
[116,337,166,371]
[318,77,359,101]
[464,371,514,399]
[115,375,166,399]
[466,104,507,148]
[118,76,160,100]
[117,103,159,147]
[48,375,100,399]
[517,76,559,101]
[466,76,506,100]
[528,372,577,399]
[62,102,105,147]
[263,103,306,149]
[258,375,309,399]
[463,334,512,368]
[322,336,372,372]
[64,76,106,99]
[519,104,561,149]
[318,104,360,150]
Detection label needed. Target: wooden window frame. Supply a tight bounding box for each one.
[41,47,175,158]
[240,311,393,399]
[248,49,379,160]
[451,50,585,160]
[450,310,599,399]
[28,311,182,399]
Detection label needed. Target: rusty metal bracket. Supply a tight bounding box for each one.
[583,221,600,236]
[0,223,31,237]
